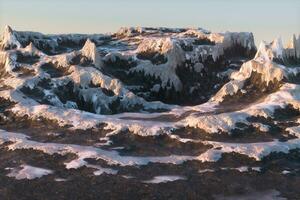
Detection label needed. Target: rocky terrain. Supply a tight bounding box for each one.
[0,25,299,199]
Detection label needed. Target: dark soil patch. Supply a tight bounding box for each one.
[171,125,291,143]
[107,132,211,156]
[0,145,76,175]
[0,111,110,146]
[0,152,298,200]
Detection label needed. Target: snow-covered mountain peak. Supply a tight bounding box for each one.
[254,39,283,62]
[116,27,144,38]
[81,39,102,68]
[24,42,43,56]
[4,25,13,34]
[254,36,300,65]
[0,25,22,50]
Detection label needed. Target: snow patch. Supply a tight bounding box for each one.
[142,175,186,184]
[7,165,53,180]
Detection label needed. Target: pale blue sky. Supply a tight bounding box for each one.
[0,0,299,45]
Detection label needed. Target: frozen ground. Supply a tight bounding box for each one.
[0,26,299,199]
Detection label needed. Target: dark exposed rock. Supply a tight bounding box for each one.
[41,63,67,78]
[193,38,215,46]
[107,132,211,156]
[16,51,40,64]
[69,55,93,66]
[57,38,86,50]
[221,71,282,105]
[174,58,230,105]
[104,56,137,70]
[12,66,36,77]
[137,51,168,65]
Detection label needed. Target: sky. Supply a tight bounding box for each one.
[0,0,299,45]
